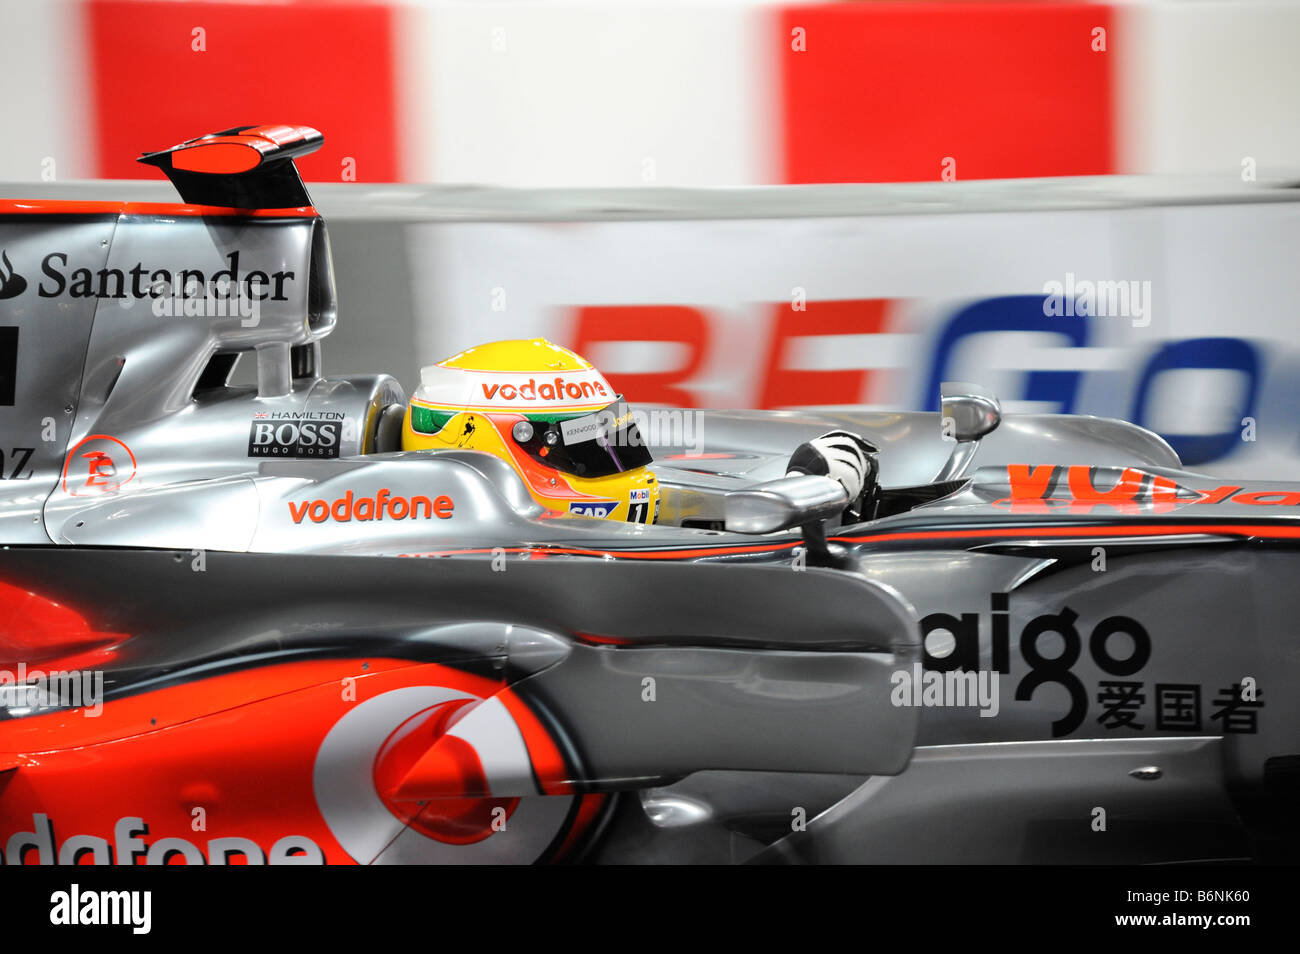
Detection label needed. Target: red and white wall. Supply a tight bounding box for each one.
[5,0,1300,482]
[3,0,1299,186]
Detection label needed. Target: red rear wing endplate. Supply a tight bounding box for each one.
[137,124,324,210]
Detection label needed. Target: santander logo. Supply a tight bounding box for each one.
[0,250,27,300]
[480,376,608,403]
[288,488,454,524]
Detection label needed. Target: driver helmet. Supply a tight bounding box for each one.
[401,339,660,523]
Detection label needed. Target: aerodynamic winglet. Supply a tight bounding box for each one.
[137,124,323,210]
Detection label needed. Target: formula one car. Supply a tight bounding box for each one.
[0,125,1295,864]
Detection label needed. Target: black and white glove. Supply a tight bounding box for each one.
[786,430,880,524]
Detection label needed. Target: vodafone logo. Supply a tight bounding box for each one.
[0,812,323,865]
[479,374,608,405]
[1000,464,1300,514]
[312,686,575,864]
[288,489,454,524]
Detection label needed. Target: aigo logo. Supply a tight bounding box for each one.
[60,435,137,497]
[312,684,578,863]
[923,592,1151,738]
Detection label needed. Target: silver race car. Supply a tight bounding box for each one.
[0,125,1293,865]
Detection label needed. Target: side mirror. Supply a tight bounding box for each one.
[941,381,1001,442]
[724,474,848,534]
[936,382,1001,481]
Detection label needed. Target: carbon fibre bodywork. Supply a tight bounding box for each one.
[0,129,1296,864]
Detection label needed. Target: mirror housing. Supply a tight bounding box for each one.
[941,381,1001,442]
[936,382,1001,482]
[724,475,848,534]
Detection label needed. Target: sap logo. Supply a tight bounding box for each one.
[569,501,616,518]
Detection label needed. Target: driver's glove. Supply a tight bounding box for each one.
[786,430,879,517]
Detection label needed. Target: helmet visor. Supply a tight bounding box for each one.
[512,398,653,478]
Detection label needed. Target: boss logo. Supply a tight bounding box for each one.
[248,419,341,459]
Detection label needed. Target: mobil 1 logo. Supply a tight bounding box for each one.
[248,411,344,459]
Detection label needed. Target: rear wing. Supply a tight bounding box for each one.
[137,124,323,209]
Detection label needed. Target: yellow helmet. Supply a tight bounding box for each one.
[402,339,659,523]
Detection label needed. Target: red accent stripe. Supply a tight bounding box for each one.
[553,793,609,861]
[0,200,318,218]
[0,657,416,753]
[572,632,634,647]
[0,579,124,668]
[835,523,1300,545]
[399,521,1300,561]
[399,541,803,560]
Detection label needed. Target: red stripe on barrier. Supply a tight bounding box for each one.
[85,1,400,182]
[777,2,1116,183]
